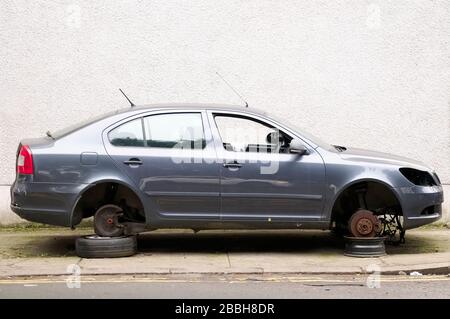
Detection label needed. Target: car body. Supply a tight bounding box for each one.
[10,104,443,236]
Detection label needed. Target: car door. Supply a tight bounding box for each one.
[104,110,220,222]
[207,110,326,223]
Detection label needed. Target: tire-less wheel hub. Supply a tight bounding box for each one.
[94,204,124,237]
[348,209,381,237]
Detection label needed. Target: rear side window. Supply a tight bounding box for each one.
[52,110,120,139]
[108,118,145,147]
[144,113,205,149]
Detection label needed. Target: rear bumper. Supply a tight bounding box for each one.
[394,185,444,229]
[10,204,70,226]
[10,179,87,227]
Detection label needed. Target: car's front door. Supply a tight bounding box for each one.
[207,110,326,224]
[104,111,220,222]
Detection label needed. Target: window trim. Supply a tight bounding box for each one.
[212,113,293,154]
[107,111,208,150]
[140,117,147,147]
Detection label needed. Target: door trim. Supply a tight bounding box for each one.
[221,192,322,200]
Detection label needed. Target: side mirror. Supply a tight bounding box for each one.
[289,139,309,155]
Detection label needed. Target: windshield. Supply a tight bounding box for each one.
[51,110,120,139]
[266,112,332,150]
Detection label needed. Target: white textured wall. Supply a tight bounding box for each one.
[0,1,449,224]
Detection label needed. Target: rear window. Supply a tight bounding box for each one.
[51,110,120,139]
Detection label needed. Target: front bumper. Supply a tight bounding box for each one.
[10,179,86,227]
[394,185,444,229]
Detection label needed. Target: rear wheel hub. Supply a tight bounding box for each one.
[94,204,124,237]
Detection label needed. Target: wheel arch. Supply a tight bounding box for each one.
[328,178,403,229]
[70,178,146,227]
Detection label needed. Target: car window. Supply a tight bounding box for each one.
[52,110,120,139]
[108,118,145,147]
[144,113,206,149]
[214,115,292,153]
[265,112,331,150]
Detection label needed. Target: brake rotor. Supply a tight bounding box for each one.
[348,209,381,237]
[94,204,124,237]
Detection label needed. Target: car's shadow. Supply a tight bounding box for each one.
[136,230,446,255]
[18,229,447,258]
[136,231,345,254]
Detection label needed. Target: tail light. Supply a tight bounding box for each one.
[17,145,34,175]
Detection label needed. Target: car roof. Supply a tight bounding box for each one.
[52,103,269,140]
[117,103,267,116]
[53,102,325,150]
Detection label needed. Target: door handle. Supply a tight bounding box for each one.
[123,158,143,166]
[223,161,242,168]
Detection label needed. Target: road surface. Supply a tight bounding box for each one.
[0,274,449,298]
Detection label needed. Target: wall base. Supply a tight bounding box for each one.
[0,185,24,225]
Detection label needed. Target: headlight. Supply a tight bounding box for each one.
[399,168,436,186]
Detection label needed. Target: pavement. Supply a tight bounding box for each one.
[0,228,449,278]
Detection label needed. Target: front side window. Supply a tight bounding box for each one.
[108,118,145,147]
[214,115,292,153]
[144,113,206,149]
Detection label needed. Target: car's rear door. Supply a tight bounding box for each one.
[103,110,220,222]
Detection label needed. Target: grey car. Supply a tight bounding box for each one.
[11,104,443,241]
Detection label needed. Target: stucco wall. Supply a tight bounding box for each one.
[0,1,449,224]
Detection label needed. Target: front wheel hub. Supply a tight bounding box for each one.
[348,209,381,238]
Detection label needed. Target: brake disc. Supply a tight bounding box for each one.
[348,209,381,237]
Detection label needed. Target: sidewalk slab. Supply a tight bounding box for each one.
[79,252,230,275]
[0,257,80,277]
[227,252,372,274]
[0,228,449,277]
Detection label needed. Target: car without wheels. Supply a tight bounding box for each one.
[10,104,443,255]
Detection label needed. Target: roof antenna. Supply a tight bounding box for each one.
[119,88,136,107]
[215,72,248,107]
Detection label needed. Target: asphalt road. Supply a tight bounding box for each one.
[0,274,449,298]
